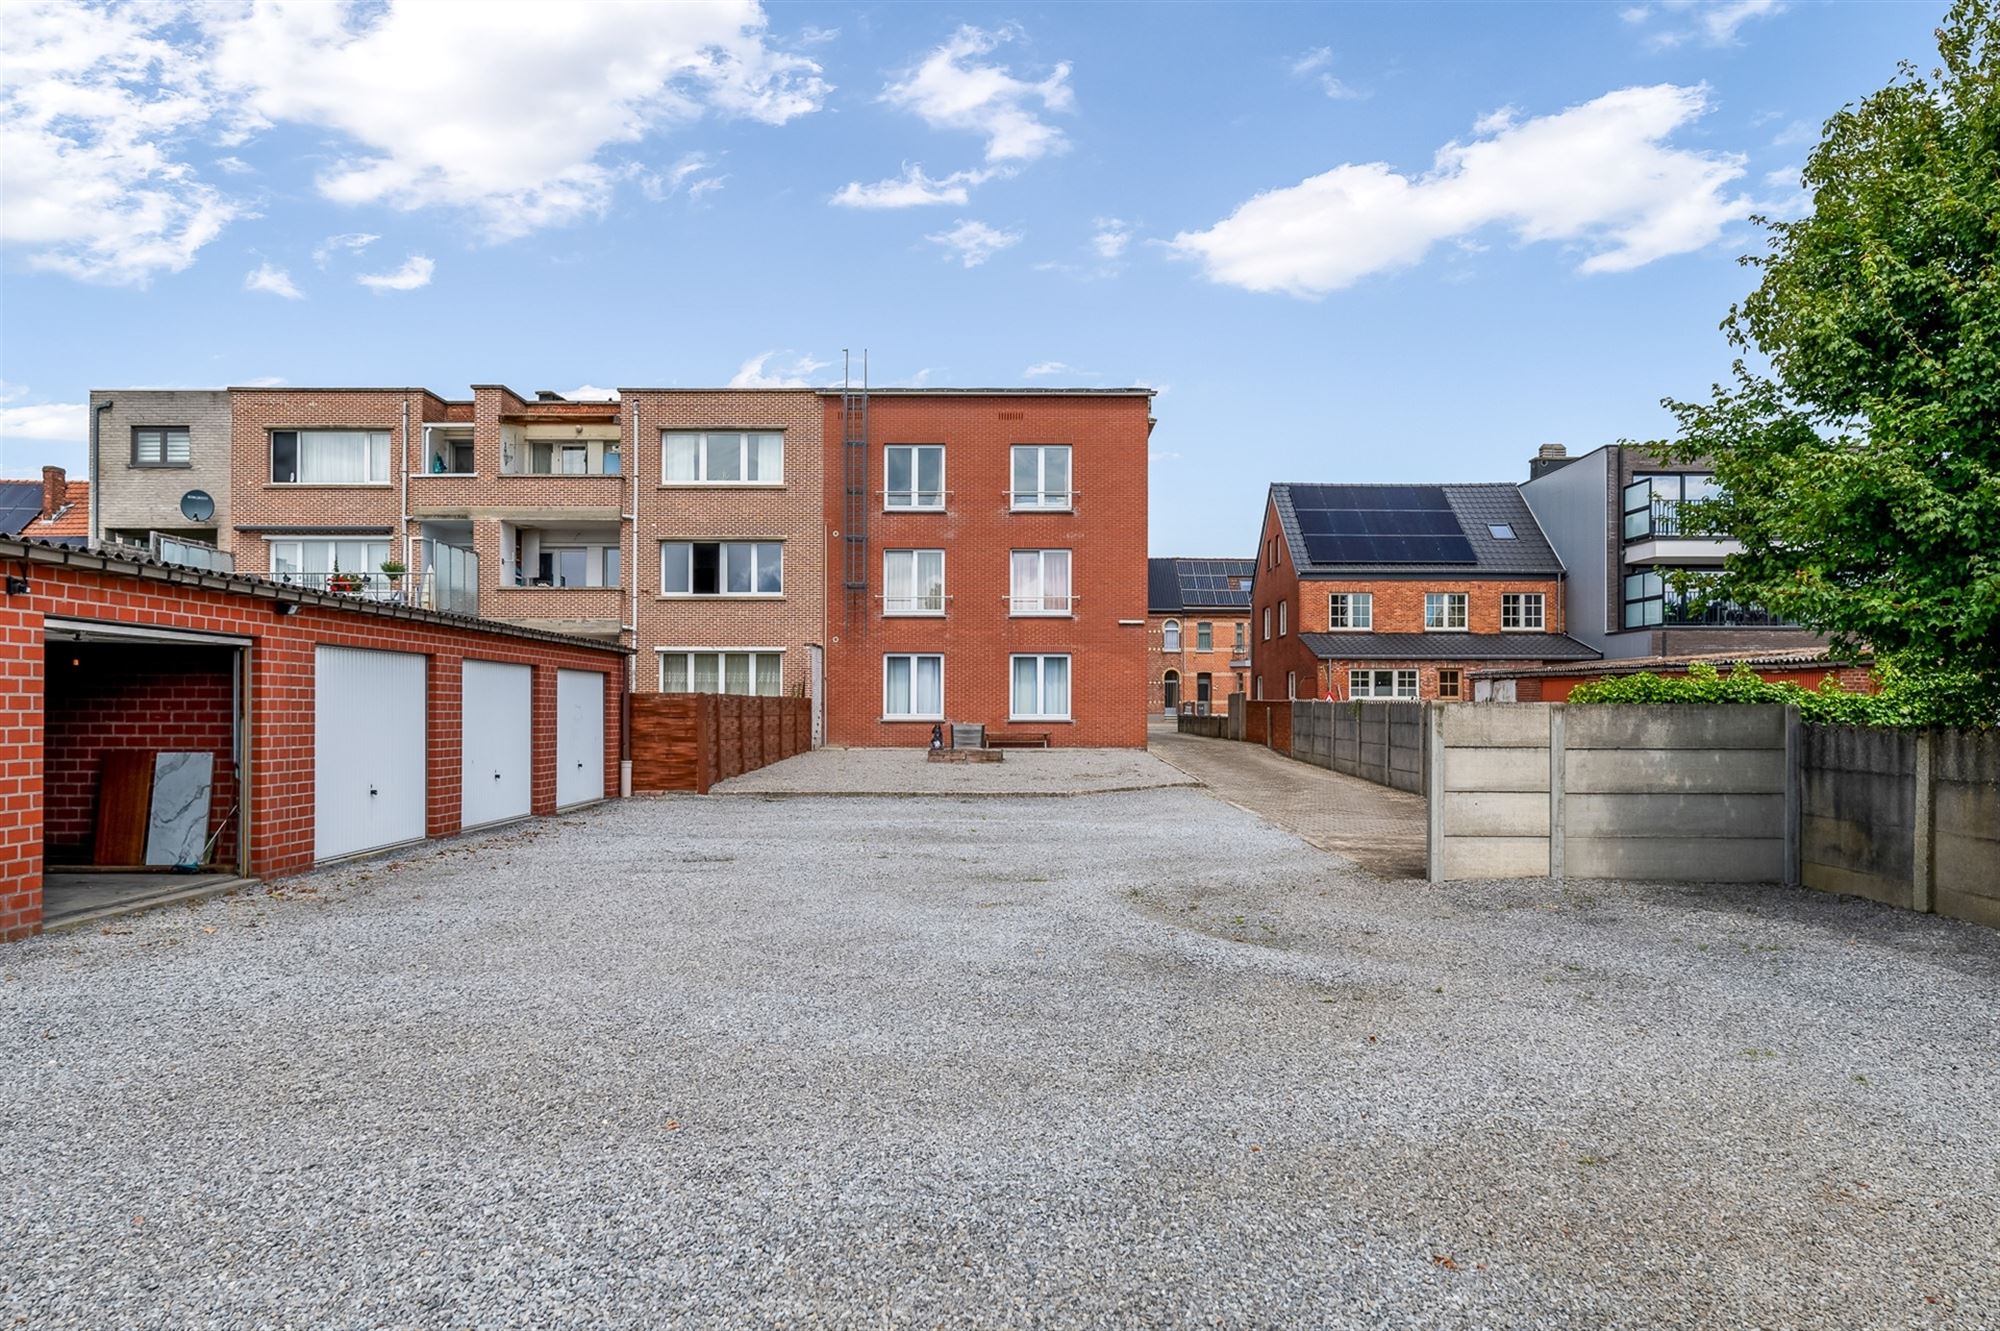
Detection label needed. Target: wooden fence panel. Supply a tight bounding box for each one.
[632,694,811,794]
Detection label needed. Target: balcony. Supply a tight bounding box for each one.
[1623,498,1740,566]
[267,540,480,616]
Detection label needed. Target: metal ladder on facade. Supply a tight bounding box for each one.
[841,349,870,634]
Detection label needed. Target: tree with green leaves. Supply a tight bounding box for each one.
[1658,0,2000,712]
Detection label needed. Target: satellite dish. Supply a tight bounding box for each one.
[179,489,215,523]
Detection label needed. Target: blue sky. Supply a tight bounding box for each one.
[0,0,1940,556]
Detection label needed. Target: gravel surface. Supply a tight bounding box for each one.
[3,787,1997,1329]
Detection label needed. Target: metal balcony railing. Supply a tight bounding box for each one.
[1006,593,1076,615]
[271,542,481,617]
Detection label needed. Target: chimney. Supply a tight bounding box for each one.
[1528,442,1572,481]
[40,465,67,518]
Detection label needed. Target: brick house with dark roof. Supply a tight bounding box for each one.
[1147,557,1255,714]
[1249,481,1599,703]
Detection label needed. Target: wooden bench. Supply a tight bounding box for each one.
[985,731,1051,750]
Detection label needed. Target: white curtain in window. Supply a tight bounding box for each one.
[661,654,689,692]
[1010,550,1039,607]
[755,654,782,696]
[724,653,752,695]
[751,433,783,482]
[1043,656,1069,716]
[1012,656,1038,715]
[913,655,942,716]
[664,434,698,482]
[915,550,943,610]
[692,653,722,693]
[885,551,914,609]
[886,655,911,713]
[299,431,378,484]
[1042,551,1070,610]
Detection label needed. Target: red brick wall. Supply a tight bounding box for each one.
[1148,612,1249,713]
[0,554,627,941]
[820,394,1151,747]
[43,645,239,867]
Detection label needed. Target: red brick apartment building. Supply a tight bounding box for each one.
[819,389,1153,747]
[1250,483,1599,702]
[1147,557,1254,714]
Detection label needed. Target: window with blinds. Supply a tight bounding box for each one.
[133,427,191,466]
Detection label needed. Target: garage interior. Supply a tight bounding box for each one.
[41,620,251,928]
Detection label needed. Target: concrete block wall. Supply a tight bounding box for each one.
[1933,731,2000,927]
[1289,701,1424,794]
[1426,704,1793,884]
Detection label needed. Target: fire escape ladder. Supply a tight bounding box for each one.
[840,350,870,634]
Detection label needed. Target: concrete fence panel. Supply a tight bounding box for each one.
[1931,729,2000,928]
[1289,701,1426,795]
[1800,726,1918,910]
[1433,704,1554,880]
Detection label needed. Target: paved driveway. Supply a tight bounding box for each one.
[3,785,1996,1328]
[1149,723,1428,878]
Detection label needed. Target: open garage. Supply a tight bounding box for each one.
[0,537,628,939]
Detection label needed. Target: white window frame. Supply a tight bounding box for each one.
[133,426,191,467]
[1196,621,1212,652]
[659,540,784,597]
[1501,592,1546,631]
[1278,600,1288,637]
[526,543,620,589]
[1424,592,1469,631]
[1286,670,1297,700]
[265,535,394,598]
[882,653,945,721]
[1009,444,1073,511]
[1349,668,1419,700]
[1009,549,1073,616]
[1010,654,1072,722]
[1162,619,1181,652]
[1255,675,1264,700]
[270,429,390,485]
[661,430,784,486]
[656,648,786,697]
[883,548,946,616]
[1328,592,1373,630]
[1262,606,1272,641]
[884,444,945,510]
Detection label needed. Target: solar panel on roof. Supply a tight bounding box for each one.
[1289,483,1476,564]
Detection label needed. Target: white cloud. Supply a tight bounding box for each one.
[1770,118,1818,148]
[237,376,287,388]
[798,26,841,46]
[1170,84,1752,297]
[881,25,1072,164]
[642,151,727,202]
[207,2,829,240]
[566,385,621,401]
[1091,217,1131,259]
[313,231,379,266]
[728,351,830,388]
[832,163,1001,209]
[1023,361,1089,378]
[0,394,86,442]
[926,219,1021,268]
[244,261,303,299]
[1632,0,1785,49]
[356,254,434,291]
[1287,46,1367,100]
[0,1,830,283]
[0,1,237,285]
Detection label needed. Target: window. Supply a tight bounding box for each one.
[1196,622,1212,652]
[1328,592,1373,630]
[270,429,389,484]
[1009,549,1072,614]
[885,445,944,508]
[524,545,619,588]
[1234,622,1246,653]
[133,427,191,467]
[1278,601,1288,636]
[268,537,392,596]
[883,549,945,614]
[1624,473,1719,540]
[1286,670,1296,700]
[663,430,784,485]
[1349,669,1418,699]
[1162,619,1181,651]
[884,654,944,719]
[1488,524,1516,540]
[1424,592,1468,630]
[1624,569,1790,629]
[522,438,619,476]
[1501,592,1545,630]
[1437,669,1463,700]
[1011,654,1071,720]
[1255,675,1264,700]
[658,650,784,696]
[1163,669,1181,710]
[661,541,782,596]
[427,429,474,474]
[1010,445,1071,509]
[1262,606,1272,640]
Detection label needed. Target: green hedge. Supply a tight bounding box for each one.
[1564,661,1997,729]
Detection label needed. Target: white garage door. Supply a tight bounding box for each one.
[315,646,427,860]
[461,659,532,829]
[556,669,606,808]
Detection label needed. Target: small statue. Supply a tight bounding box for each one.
[929,722,944,752]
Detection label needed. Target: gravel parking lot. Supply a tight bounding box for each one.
[3,785,1997,1329]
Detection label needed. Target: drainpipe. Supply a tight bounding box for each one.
[400,397,412,571]
[89,398,112,545]
[620,395,638,797]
